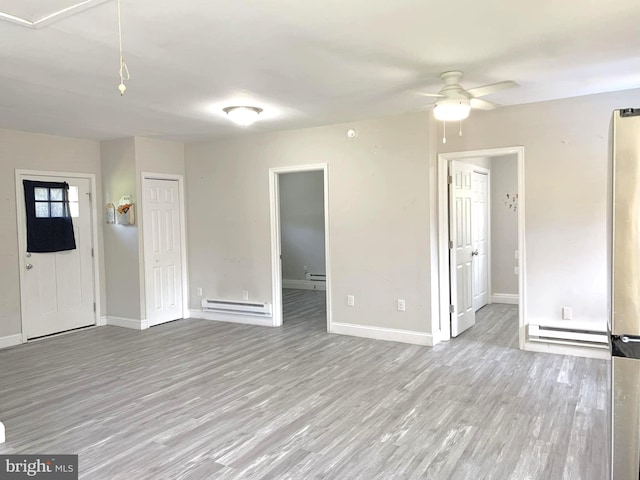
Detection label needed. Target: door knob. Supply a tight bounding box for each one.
[471,250,479,256]
[26,263,33,270]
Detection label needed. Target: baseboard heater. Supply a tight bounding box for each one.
[528,324,609,349]
[201,299,272,316]
[305,272,326,283]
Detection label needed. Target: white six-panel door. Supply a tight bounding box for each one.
[142,178,183,327]
[472,170,489,311]
[18,174,95,339]
[449,161,475,337]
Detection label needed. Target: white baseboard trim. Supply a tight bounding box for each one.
[0,421,5,444]
[492,293,519,305]
[189,309,274,327]
[282,279,326,291]
[98,315,107,327]
[330,322,435,346]
[523,340,610,360]
[0,334,23,350]
[106,316,149,330]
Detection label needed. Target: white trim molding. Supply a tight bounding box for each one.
[0,334,23,350]
[491,293,519,305]
[269,164,332,331]
[330,322,436,346]
[107,316,149,330]
[282,279,327,291]
[15,170,102,343]
[189,309,274,328]
[98,315,107,327]
[140,172,190,324]
[523,340,610,360]
[437,147,526,349]
[0,421,5,444]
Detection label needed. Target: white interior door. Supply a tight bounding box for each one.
[18,175,95,339]
[449,161,475,337]
[472,170,489,311]
[143,178,183,327]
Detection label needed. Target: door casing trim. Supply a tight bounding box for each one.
[15,169,102,343]
[140,172,189,325]
[436,147,526,349]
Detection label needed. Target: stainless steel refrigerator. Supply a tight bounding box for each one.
[612,107,640,480]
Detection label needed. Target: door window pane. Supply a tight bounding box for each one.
[35,202,50,218]
[50,188,63,201]
[34,188,48,201]
[50,202,64,217]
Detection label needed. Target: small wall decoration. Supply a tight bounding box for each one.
[116,195,135,225]
[106,203,116,224]
[504,193,518,212]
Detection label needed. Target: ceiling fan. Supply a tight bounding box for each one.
[422,71,518,121]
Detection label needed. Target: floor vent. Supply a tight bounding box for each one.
[528,324,609,349]
[202,299,272,316]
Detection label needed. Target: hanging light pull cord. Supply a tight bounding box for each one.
[459,120,463,137]
[442,120,447,144]
[117,0,130,95]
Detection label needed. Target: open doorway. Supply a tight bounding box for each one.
[438,147,525,348]
[269,164,331,331]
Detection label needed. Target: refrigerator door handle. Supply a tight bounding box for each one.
[621,336,640,344]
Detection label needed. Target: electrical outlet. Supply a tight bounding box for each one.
[242,290,249,300]
[304,265,308,272]
[562,307,572,320]
[514,250,519,259]
[514,266,519,275]
[197,287,203,297]
[347,295,355,307]
[397,299,406,312]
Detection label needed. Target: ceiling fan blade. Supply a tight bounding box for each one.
[470,98,500,110]
[466,80,518,98]
[414,92,444,98]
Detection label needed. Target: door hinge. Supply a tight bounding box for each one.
[447,175,453,184]
[93,302,96,312]
[449,305,455,313]
[91,248,94,258]
[87,192,92,202]
[448,240,453,249]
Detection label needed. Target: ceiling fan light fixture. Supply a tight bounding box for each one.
[433,98,471,121]
[223,106,263,126]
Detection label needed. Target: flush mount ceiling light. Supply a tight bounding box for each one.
[433,98,471,121]
[223,106,263,126]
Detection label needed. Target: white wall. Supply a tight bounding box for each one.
[101,138,141,320]
[101,137,185,322]
[186,113,434,335]
[0,128,103,339]
[279,171,325,281]
[490,155,518,296]
[439,88,640,330]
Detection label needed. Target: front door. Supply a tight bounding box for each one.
[18,174,95,339]
[449,161,475,337]
[472,170,489,311]
[142,178,183,326]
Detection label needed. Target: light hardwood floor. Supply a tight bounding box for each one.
[0,290,609,479]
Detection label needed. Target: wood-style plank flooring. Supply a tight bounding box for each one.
[0,290,609,479]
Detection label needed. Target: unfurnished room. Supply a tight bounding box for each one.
[1,1,640,479]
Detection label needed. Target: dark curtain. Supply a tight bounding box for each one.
[23,180,76,253]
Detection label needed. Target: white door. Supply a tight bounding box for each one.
[18,175,95,339]
[449,161,475,337]
[143,178,183,326]
[472,170,489,311]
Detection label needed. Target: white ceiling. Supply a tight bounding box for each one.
[0,0,639,141]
